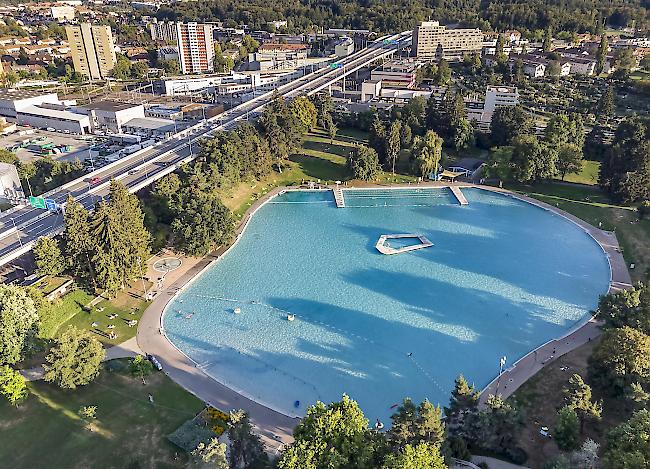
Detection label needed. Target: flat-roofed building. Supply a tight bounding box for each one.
[249,43,309,70]
[465,86,519,132]
[16,105,91,134]
[175,22,215,74]
[413,21,482,60]
[77,100,145,133]
[65,23,116,79]
[370,61,418,89]
[50,5,76,21]
[0,89,62,119]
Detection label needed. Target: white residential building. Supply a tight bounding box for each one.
[413,21,483,60]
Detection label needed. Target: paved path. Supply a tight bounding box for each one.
[471,455,531,469]
[20,337,143,382]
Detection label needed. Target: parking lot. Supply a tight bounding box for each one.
[0,127,96,163]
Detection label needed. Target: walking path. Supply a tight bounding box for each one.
[471,455,531,469]
[133,182,631,450]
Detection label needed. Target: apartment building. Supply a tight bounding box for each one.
[65,23,116,79]
[465,86,519,132]
[149,21,178,43]
[175,23,215,74]
[413,21,482,60]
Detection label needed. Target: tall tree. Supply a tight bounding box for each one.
[510,135,556,182]
[490,106,531,147]
[564,374,602,432]
[277,395,378,469]
[596,283,650,334]
[596,35,608,75]
[434,59,451,85]
[228,409,269,469]
[171,187,234,256]
[603,409,650,468]
[382,443,446,469]
[386,120,402,173]
[44,326,105,389]
[289,96,317,133]
[369,116,387,164]
[192,438,228,468]
[556,145,583,180]
[33,236,65,277]
[323,113,338,144]
[412,130,443,178]
[555,406,580,450]
[473,394,522,453]
[543,27,553,52]
[599,116,650,202]
[589,326,650,394]
[348,145,381,181]
[0,285,38,365]
[598,86,615,117]
[62,196,93,282]
[445,375,480,437]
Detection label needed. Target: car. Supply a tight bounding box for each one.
[128,169,138,175]
[89,176,102,184]
[46,127,55,132]
[146,354,163,371]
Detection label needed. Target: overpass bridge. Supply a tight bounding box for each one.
[0,32,411,268]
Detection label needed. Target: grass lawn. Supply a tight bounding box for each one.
[32,275,72,295]
[561,160,600,185]
[0,360,204,469]
[60,284,152,347]
[510,339,633,468]
[220,127,416,218]
[507,181,650,281]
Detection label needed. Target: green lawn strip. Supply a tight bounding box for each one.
[39,289,95,339]
[0,361,204,469]
[561,160,600,185]
[60,291,151,347]
[32,276,72,295]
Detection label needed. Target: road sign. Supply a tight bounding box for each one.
[44,198,57,211]
[28,196,46,209]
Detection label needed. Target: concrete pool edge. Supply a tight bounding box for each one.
[137,182,632,444]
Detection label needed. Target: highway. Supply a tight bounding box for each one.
[0,32,412,267]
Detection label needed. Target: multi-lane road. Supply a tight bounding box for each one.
[0,31,412,267]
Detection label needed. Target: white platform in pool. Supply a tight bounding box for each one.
[375,234,433,255]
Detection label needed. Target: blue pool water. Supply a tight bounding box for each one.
[164,188,610,422]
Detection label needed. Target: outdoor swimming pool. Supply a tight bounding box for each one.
[163,187,610,423]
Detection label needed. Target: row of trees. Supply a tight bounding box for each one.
[154,0,648,35]
[148,93,317,255]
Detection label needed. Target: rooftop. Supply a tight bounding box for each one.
[18,105,88,122]
[259,43,308,51]
[80,100,143,112]
[0,89,58,101]
[124,117,175,131]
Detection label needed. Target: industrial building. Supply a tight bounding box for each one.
[413,21,482,60]
[0,89,62,119]
[16,105,91,134]
[65,23,117,79]
[77,101,146,134]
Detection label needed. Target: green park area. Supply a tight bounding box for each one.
[0,360,204,469]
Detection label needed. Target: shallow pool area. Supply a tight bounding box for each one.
[163,187,610,422]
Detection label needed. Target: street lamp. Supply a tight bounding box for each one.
[10,218,22,247]
[87,148,96,172]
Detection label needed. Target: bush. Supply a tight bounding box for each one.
[639,200,650,220]
[555,406,580,451]
[506,447,528,465]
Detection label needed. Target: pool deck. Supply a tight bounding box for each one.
[136,181,632,447]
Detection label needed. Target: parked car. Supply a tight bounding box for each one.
[146,354,163,371]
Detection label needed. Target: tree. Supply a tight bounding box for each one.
[348,145,381,181]
[131,61,149,78]
[112,55,132,80]
[369,116,387,163]
[602,409,650,468]
[598,85,615,117]
[571,438,600,469]
[159,59,180,76]
[596,35,608,75]
[33,236,65,277]
[324,113,338,144]
[564,374,602,432]
[412,130,443,178]
[382,443,446,469]
[289,96,317,133]
[434,59,451,85]
[546,60,561,79]
[510,135,556,182]
[599,116,649,202]
[490,106,532,147]
[543,27,553,52]
[277,395,377,469]
[0,285,39,365]
[0,364,27,406]
[556,145,583,180]
[639,201,650,220]
[171,188,234,256]
[445,375,480,437]
[589,326,650,394]
[473,395,522,453]
[78,405,97,429]
[228,409,269,469]
[386,120,402,173]
[90,181,151,295]
[389,398,445,450]
[44,326,105,389]
[258,94,302,171]
[17,47,29,65]
[400,123,413,148]
[555,406,580,450]
[495,34,506,63]
[129,355,154,384]
[611,48,636,76]
[62,196,94,283]
[596,283,650,334]
[192,437,228,468]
